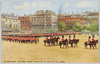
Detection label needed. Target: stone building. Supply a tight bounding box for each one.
[30,10,58,33]
[1,14,20,31]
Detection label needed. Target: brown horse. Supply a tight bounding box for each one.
[92,40,98,49]
[59,39,68,48]
[54,37,60,45]
[43,39,50,46]
[72,39,79,47]
[68,39,79,47]
[84,40,98,49]
[84,41,92,49]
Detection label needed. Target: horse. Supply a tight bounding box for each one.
[50,38,55,46]
[71,39,79,47]
[84,41,93,49]
[54,37,60,45]
[84,40,98,49]
[43,39,50,46]
[59,39,68,48]
[92,40,98,49]
[68,40,73,47]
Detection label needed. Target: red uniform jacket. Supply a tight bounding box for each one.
[92,38,95,41]
[46,37,48,40]
[69,38,71,41]
[88,39,90,41]
[73,37,75,40]
[62,38,64,41]
[50,37,53,39]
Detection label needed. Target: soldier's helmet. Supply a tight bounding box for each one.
[93,35,95,37]
[89,36,91,38]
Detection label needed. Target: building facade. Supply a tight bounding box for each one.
[1,14,20,31]
[18,16,31,31]
[30,10,58,33]
[60,17,86,28]
[84,11,99,24]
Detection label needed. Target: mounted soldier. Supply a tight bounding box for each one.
[68,36,71,42]
[92,35,95,41]
[87,36,91,44]
[73,35,76,40]
[62,35,64,42]
[46,36,48,41]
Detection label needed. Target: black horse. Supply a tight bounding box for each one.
[92,40,98,49]
[59,39,68,48]
[72,39,79,47]
[43,39,50,46]
[54,37,60,45]
[84,40,98,49]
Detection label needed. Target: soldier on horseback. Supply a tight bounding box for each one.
[46,36,48,40]
[87,36,91,44]
[73,35,76,40]
[92,35,95,41]
[62,35,64,42]
[68,36,71,42]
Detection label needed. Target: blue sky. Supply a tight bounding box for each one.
[2,0,98,16]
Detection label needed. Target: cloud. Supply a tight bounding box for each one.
[76,3,86,7]
[47,2,52,5]
[32,2,52,8]
[65,3,70,7]
[32,2,37,7]
[40,4,45,7]
[12,2,30,11]
[76,1,98,8]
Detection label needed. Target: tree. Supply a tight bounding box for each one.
[86,22,99,33]
[72,21,82,31]
[58,20,66,31]
[82,25,87,30]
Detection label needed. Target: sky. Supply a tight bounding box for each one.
[2,0,99,16]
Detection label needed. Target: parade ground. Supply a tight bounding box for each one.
[1,34,99,63]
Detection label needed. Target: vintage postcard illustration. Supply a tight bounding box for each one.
[1,0,99,63]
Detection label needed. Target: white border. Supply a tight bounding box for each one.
[0,0,99,64]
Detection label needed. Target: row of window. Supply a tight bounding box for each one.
[31,19,51,21]
[5,24,19,28]
[31,17,51,19]
[4,20,19,22]
[21,26,30,29]
[21,22,30,24]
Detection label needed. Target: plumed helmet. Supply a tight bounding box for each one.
[89,36,91,38]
